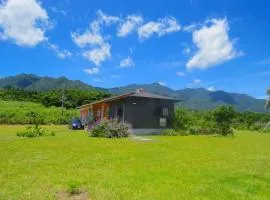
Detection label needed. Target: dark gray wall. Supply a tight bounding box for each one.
[109,97,175,128]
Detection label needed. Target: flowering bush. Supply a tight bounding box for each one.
[90,119,131,138]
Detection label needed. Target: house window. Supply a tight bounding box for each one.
[162,108,169,116]
[160,118,167,127]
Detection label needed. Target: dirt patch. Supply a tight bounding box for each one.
[130,136,153,141]
[56,189,90,200]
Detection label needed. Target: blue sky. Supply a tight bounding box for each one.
[0,0,269,98]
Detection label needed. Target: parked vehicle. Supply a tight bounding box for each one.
[69,118,84,130]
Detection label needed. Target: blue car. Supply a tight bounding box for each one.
[69,118,84,130]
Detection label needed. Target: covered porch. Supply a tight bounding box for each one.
[80,102,111,127]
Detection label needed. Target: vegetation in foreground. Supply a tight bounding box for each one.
[0,125,270,199]
[17,125,55,138]
[90,119,131,138]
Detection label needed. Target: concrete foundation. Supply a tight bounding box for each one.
[130,128,165,135]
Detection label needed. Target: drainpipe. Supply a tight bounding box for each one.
[115,104,118,119]
[123,103,125,124]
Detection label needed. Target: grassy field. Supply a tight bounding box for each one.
[0,100,79,124]
[0,125,270,200]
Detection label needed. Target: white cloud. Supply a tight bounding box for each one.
[207,86,216,92]
[71,10,117,66]
[89,20,101,33]
[0,0,51,47]
[188,79,202,88]
[183,47,191,54]
[138,16,180,40]
[119,56,135,68]
[257,96,266,100]
[83,67,99,75]
[176,71,186,76]
[51,7,67,16]
[117,15,143,37]
[194,79,201,84]
[96,10,119,26]
[158,81,167,86]
[47,43,72,59]
[71,31,104,48]
[129,47,135,53]
[83,42,111,66]
[183,23,201,32]
[187,18,242,69]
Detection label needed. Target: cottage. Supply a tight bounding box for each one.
[78,89,179,134]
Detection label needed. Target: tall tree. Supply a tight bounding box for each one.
[266,88,270,110]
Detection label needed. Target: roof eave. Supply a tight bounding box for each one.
[77,91,135,109]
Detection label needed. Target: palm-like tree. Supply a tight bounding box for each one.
[266,88,270,110]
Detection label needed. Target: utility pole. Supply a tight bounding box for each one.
[263,87,270,132]
[60,89,66,116]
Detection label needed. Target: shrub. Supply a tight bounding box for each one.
[188,127,198,135]
[90,119,131,138]
[161,129,189,136]
[197,127,217,135]
[213,106,235,136]
[173,108,191,131]
[17,125,55,138]
[161,129,178,136]
[67,180,81,195]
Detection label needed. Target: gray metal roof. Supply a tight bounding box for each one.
[78,89,180,109]
[130,90,178,100]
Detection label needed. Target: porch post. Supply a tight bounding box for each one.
[101,103,104,119]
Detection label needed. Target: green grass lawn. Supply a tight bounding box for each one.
[0,125,270,200]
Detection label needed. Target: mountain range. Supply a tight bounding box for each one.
[0,74,266,112]
[0,73,106,92]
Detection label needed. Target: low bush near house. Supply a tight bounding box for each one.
[161,129,188,136]
[173,106,236,136]
[188,127,198,135]
[17,125,55,138]
[90,119,131,138]
[197,127,217,135]
[173,108,191,131]
[161,129,178,136]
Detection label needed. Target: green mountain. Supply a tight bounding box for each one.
[109,83,266,112]
[0,73,104,91]
[0,74,266,112]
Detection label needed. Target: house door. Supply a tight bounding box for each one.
[160,117,167,127]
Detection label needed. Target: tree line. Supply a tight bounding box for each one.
[0,87,111,109]
[173,106,270,135]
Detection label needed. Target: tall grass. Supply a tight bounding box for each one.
[0,100,79,124]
